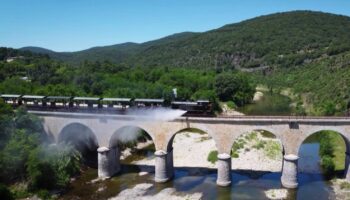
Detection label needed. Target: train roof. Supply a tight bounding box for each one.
[101,98,132,102]
[172,101,198,105]
[22,95,46,99]
[134,98,164,103]
[73,97,101,101]
[46,96,72,100]
[1,94,22,98]
[197,99,210,103]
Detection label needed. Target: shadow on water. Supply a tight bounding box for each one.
[61,141,337,200]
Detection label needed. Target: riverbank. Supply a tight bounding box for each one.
[331,179,350,200]
[108,183,202,200]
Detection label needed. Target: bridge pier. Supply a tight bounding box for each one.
[281,154,298,188]
[345,152,350,181]
[97,147,120,179]
[155,150,171,182]
[216,153,231,186]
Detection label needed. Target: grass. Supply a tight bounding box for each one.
[264,140,283,160]
[229,131,283,160]
[340,181,350,190]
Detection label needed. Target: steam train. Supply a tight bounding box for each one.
[0,94,213,117]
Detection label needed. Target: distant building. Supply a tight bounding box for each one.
[20,76,31,82]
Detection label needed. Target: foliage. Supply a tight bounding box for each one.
[207,150,218,164]
[4,11,350,115]
[27,143,81,190]
[263,141,282,160]
[321,155,335,177]
[254,50,350,116]
[0,107,44,182]
[23,11,350,71]
[340,181,350,189]
[0,105,82,198]
[319,132,334,158]
[318,131,337,178]
[215,72,255,106]
[226,101,237,109]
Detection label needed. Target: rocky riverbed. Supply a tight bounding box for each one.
[131,131,283,172]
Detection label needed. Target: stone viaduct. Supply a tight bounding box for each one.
[30,111,350,189]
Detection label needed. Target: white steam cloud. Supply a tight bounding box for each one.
[125,107,186,121]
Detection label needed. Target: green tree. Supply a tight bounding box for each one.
[215,72,255,106]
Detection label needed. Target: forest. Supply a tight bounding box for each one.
[0,47,256,110]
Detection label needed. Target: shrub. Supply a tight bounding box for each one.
[340,181,350,190]
[27,149,56,190]
[207,151,218,164]
[264,141,282,160]
[226,101,237,109]
[253,141,266,149]
[26,143,81,191]
[231,152,239,158]
[319,133,334,157]
[36,189,51,200]
[321,155,335,177]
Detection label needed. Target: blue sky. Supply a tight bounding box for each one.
[1,0,350,52]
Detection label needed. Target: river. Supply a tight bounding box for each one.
[60,142,336,200]
[237,92,294,115]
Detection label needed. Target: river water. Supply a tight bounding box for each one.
[237,93,294,115]
[60,93,338,199]
[61,142,336,200]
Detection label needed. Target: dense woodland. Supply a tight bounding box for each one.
[0,47,256,111]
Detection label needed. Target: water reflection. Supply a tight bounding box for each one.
[237,93,294,116]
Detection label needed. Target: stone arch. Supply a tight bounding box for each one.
[296,128,350,178]
[166,125,218,152]
[109,125,155,149]
[58,122,99,167]
[230,128,285,154]
[296,127,350,155]
[229,128,285,173]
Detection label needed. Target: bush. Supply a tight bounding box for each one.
[27,152,56,190]
[340,181,350,190]
[231,152,239,158]
[319,133,334,157]
[36,189,51,200]
[253,141,266,150]
[226,101,237,109]
[0,183,14,200]
[321,155,335,177]
[207,150,218,164]
[27,144,81,191]
[215,72,255,106]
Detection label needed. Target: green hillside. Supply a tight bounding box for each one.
[23,11,350,70]
[11,11,350,115]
